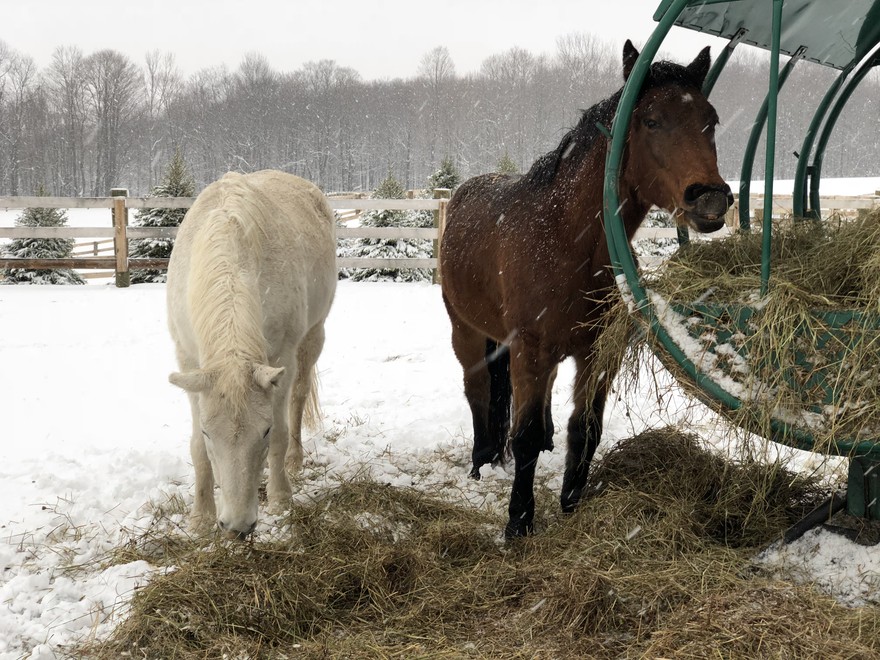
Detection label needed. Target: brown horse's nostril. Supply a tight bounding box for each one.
[684,183,710,205]
[684,183,732,217]
[684,183,732,207]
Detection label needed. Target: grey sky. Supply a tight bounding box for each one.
[7,0,729,79]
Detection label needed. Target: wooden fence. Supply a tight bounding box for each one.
[1,190,878,287]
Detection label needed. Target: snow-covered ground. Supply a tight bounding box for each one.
[3,180,880,656]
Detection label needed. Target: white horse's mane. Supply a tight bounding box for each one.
[188,180,269,410]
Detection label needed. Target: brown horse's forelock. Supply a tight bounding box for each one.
[525,60,705,188]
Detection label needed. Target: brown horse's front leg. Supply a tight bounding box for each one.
[561,356,607,514]
[506,400,546,538]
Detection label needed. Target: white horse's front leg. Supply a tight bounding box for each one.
[188,393,216,532]
[267,376,293,514]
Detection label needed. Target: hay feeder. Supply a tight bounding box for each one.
[605,0,880,527]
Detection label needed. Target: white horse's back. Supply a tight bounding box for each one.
[167,170,336,538]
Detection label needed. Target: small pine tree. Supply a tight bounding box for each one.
[427,156,461,192]
[408,156,463,244]
[339,171,432,282]
[129,148,195,284]
[496,151,518,174]
[1,184,84,285]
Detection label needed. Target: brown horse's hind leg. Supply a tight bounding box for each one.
[561,354,608,514]
[543,365,558,452]
[505,337,554,539]
[445,297,504,479]
[486,338,512,465]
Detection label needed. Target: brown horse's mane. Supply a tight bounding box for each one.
[525,59,707,188]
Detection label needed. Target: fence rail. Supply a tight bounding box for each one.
[0,191,453,286]
[1,191,878,286]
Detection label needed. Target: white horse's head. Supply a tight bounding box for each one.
[170,363,284,539]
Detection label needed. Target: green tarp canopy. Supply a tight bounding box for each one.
[654,0,880,69]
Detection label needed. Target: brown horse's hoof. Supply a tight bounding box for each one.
[504,519,534,540]
[561,491,582,515]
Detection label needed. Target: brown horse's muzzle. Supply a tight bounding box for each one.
[682,183,733,233]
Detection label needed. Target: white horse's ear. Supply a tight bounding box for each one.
[169,370,212,392]
[253,364,285,390]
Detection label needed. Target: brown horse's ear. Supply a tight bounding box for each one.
[623,39,639,81]
[686,46,712,86]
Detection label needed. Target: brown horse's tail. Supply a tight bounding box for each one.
[486,339,513,460]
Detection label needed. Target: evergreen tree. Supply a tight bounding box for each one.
[427,156,461,191]
[496,151,519,174]
[1,184,84,285]
[408,156,463,242]
[339,171,432,282]
[129,149,195,284]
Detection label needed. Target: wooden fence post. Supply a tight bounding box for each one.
[111,187,129,288]
[432,188,451,285]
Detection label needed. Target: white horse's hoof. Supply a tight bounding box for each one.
[267,498,290,516]
[188,514,215,536]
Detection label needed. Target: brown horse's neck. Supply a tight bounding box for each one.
[556,141,650,262]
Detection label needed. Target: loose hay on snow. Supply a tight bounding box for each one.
[77,428,880,659]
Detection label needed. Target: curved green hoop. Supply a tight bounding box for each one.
[808,51,880,217]
[737,48,803,232]
[791,66,855,218]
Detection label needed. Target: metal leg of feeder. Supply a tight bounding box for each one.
[847,456,880,519]
[783,491,848,544]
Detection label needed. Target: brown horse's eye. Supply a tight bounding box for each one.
[643,118,660,129]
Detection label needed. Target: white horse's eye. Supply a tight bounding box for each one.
[201,430,210,440]
[262,427,271,440]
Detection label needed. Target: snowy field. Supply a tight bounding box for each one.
[2,280,880,658]
[3,181,880,656]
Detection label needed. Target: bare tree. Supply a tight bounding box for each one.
[479,47,551,170]
[417,46,456,165]
[6,53,38,194]
[83,49,143,195]
[295,59,362,188]
[144,50,182,186]
[172,65,231,186]
[46,46,88,194]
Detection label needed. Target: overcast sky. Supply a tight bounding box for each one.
[6,0,730,79]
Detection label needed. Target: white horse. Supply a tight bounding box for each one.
[166,170,336,539]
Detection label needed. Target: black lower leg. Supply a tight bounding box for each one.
[506,403,544,539]
[560,395,604,514]
[543,399,555,452]
[469,403,494,479]
[486,339,511,464]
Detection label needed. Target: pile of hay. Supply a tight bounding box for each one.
[593,213,880,455]
[78,428,880,659]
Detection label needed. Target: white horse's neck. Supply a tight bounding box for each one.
[189,207,267,405]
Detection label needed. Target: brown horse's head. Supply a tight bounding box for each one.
[621,40,732,233]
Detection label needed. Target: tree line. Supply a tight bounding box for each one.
[1,34,879,198]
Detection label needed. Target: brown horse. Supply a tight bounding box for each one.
[440,40,732,539]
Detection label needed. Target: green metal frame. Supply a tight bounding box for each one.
[807,51,880,218]
[791,66,855,218]
[737,47,804,233]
